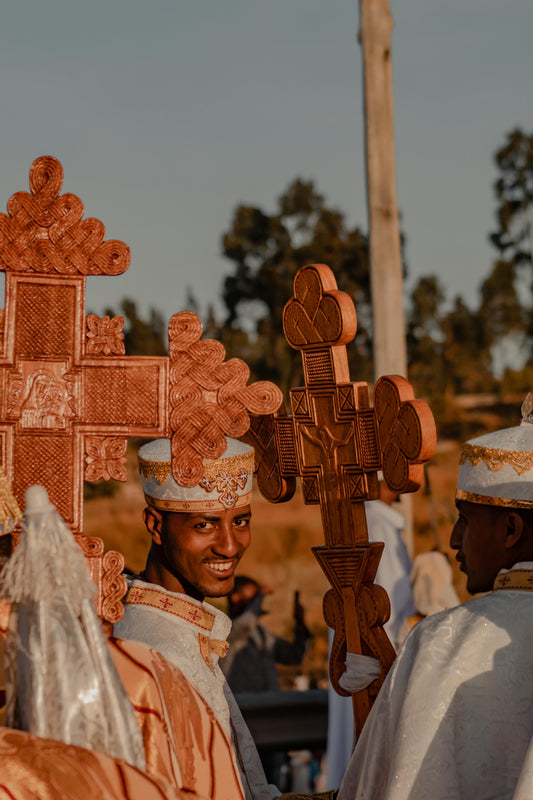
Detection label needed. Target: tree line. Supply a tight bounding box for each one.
[107,128,533,433]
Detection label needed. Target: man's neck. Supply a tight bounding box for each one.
[140,552,204,602]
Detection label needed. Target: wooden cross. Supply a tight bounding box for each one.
[0,156,169,619]
[246,264,436,734]
[0,156,283,620]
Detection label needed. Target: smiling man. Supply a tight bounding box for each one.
[141,497,252,600]
[338,398,533,800]
[114,436,282,800]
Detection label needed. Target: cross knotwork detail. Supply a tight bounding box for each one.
[0,157,285,620]
[0,156,130,275]
[168,311,283,487]
[246,263,436,734]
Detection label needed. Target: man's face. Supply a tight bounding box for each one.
[450,500,507,594]
[158,505,252,600]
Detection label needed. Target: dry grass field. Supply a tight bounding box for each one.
[84,437,467,688]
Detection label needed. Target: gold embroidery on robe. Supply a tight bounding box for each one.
[493,569,533,592]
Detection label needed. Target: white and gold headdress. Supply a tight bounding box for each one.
[456,393,533,509]
[139,437,255,512]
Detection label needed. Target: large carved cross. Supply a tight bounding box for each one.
[246,264,436,734]
[0,156,169,531]
[0,156,283,621]
[0,156,169,618]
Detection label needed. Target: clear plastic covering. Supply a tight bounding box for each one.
[0,485,146,770]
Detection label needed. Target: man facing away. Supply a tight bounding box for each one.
[114,436,336,800]
[338,398,533,800]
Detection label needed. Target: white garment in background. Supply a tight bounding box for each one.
[513,734,533,800]
[364,500,416,644]
[409,549,460,617]
[338,564,533,800]
[326,500,415,789]
[114,577,279,800]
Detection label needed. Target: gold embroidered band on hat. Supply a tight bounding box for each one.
[460,444,533,475]
[456,488,533,509]
[139,450,254,485]
[139,448,254,508]
[138,456,172,486]
[143,490,253,513]
[139,434,255,510]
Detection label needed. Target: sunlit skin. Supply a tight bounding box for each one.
[142,504,252,601]
[449,499,529,595]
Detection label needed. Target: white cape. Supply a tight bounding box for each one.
[338,586,533,800]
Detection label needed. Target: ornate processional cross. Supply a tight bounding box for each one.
[0,156,282,621]
[245,264,436,734]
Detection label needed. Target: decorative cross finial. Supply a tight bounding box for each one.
[248,263,436,733]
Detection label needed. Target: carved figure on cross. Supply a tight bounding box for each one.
[301,422,353,491]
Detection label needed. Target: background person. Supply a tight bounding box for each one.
[222,576,312,786]
[222,576,311,693]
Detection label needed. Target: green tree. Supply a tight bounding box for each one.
[407,275,446,404]
[443,296,494,396]
[220,178,371,394]
[490,128,533,267]
[479,260,524,343]
[407,278,494,412]
[486,128,532,358]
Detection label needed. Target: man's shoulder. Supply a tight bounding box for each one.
[400,588,530,656]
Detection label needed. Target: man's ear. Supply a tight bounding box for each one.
[503,511,525,550]
[143,506,164,546]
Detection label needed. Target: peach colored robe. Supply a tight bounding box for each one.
[1,600,245,800]
[0,726,205,800]
[108,636,245,800]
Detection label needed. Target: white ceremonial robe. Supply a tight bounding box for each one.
[338,564,533,800]
[513,735,533,800]
[114,578,279,800]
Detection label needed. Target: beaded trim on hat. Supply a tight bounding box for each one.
[139,450,254,486]
[456,488,533,509]
[144,489,253,512]
[459,444,533,476]
[138,456,172,486]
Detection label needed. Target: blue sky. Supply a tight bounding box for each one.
[0,0,531,330]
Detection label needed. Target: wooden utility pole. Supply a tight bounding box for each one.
[359,0,406,380]
[359,0,413,552]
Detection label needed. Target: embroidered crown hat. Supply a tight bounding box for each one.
[456,393,533,509]
[138,437,255,512]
